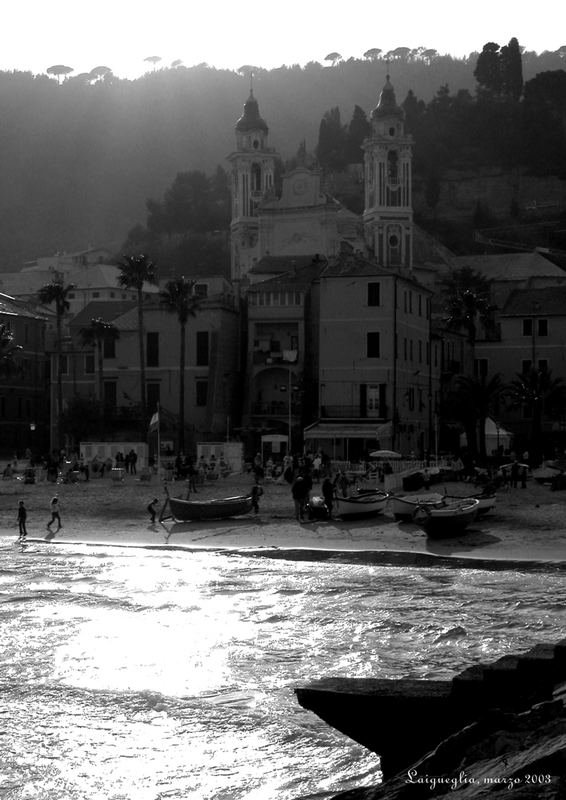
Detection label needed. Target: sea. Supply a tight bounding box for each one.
[1,537,564,800]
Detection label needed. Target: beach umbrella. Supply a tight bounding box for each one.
[369,449,402,459]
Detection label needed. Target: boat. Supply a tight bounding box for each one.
[444,489,497,515]
[388,492,445,522]
[334,489,391,519]
[412,497,480,538]
[166,494,254,521]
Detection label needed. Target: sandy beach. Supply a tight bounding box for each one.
[2,470,565,570]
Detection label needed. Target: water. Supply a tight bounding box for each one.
[1,537,564,800]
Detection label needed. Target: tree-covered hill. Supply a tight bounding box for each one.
[0,46,565,271]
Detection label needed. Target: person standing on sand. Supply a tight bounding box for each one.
[47,495,62,532]
[250,481,263,514]
[321,476,335,519]
[17,500,28,540]
[291,476,309,521]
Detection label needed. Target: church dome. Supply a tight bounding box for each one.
[235,91,269,133]
[371,76,405,121]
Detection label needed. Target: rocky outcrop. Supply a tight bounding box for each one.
[295,640,566,798]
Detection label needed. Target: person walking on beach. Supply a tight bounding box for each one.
[47,495,62,533]
[147,498,159,523]
[17,500,28,541]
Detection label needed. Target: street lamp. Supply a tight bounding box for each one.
[279,378,300,455]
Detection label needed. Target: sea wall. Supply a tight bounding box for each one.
[295,639,566,798]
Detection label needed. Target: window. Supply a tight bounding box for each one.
[522,359,532,374]
[59,355,68,375]
[147,382,160,411]
[538,319,548,336]
[103,337,116,359]
[538,359,548,372]
[367,282,380,306]
[474,359,488,378]
[418,340,423,363]
[366,332,380,358]
[418,295,422,316]
[146,332,159,367]
[406,388,415,411]
[196,331,209,366]
[85,355,95,374]
[194,284,208,299]
[93,292,100,298]
[196,380,208,406]
[522,319,533,336]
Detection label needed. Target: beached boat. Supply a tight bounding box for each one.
[412,497,480,538]
[334,489,391,519]
[166,494,254,521]
[445,490,497,515]
[388,492,445,522]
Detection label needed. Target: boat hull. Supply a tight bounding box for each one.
[388,493,444,521]
[334,491,390,519]
[412,499,480,538]
[168,494,253,521]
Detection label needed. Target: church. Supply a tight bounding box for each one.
[228,74,447,460]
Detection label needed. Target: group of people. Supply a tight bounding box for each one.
[16,495,62,543]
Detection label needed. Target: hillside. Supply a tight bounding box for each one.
[0,49,565,270]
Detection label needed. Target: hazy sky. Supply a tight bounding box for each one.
[4,0,563,79]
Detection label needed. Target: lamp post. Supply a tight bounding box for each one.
[280,376,300,457]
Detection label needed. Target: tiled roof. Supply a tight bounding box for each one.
[250,254,324,275]
[247,258,327,291]
[69,301,137,328]
[451,252,565,280]
[0,292,48,320]
[502,286,566,316]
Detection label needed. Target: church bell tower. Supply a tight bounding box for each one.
[362,74,413,270]
[227,88,278,282]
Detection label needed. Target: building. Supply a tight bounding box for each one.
[231,73,442,459]
[52,276,241,452]
[0,293,49,456]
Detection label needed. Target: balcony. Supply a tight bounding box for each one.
[251,401,301,416]
[321,405,387,419]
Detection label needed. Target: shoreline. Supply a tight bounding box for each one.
[2,472,565,569]
[18,535,566,573]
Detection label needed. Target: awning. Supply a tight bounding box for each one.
[303,421,392,440]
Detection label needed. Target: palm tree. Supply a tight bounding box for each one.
[441,267,496,344]
[0,322,22,377]
[38,281,75,448]
[79,317,120,438]
[159,277,200,452]
[453,373,507,461]
[506,368,566,462]
[116,254,157,419]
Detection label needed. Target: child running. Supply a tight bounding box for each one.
[47,495,62,533]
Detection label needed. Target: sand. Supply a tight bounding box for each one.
[1,472,565,570]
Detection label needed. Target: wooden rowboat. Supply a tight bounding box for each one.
[166,494,254,521]
[388,492,445,522]
[412,497,480,538]
[334,490,391,519]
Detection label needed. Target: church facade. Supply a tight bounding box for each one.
[228,76,441,459]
